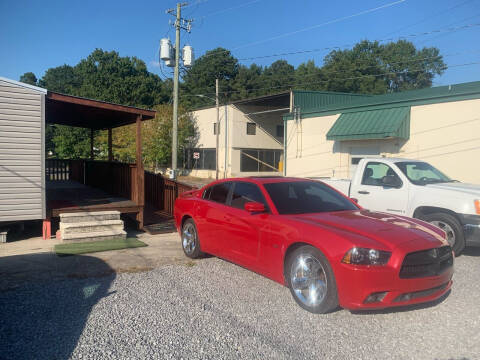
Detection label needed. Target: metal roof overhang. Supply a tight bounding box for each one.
[45,92,156,130]
[326,106,410,141]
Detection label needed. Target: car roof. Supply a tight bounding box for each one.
[202,177,311,188]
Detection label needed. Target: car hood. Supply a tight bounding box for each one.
[425,182,480,197]
[289,210,448,250]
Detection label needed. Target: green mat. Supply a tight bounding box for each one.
[55,238,147,256]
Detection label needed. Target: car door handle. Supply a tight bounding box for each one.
[358,190,370,195]
[224,214,232,221]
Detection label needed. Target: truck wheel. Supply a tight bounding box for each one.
[423,212,465,256]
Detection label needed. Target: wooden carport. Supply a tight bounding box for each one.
[44,92,156,231]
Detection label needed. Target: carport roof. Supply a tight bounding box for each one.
[46,92,156,130]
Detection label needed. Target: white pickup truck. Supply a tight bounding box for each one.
[316,158,480,255]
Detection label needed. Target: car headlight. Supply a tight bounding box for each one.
[342,247,391,265]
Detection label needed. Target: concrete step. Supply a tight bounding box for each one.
[61,229,127,243]
[59,211,121,223]
[60,220,124,235]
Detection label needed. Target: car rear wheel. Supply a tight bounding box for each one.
[286,245,338,314]
[181,218,203,259]
[423,212,465,256]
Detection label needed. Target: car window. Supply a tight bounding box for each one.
[263,181,358,215]
[202,186,212,199]
[361,162,401,187]
[396,161,452,185]
[209,182,232,204]
[230,182,268,210]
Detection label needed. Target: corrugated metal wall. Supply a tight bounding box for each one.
[0,79,45,222]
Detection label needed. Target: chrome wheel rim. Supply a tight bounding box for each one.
[290,254,327,307]
[431,220,456,247]
[182,223,196,254]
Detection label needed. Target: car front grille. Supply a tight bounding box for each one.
[399,246,453,279]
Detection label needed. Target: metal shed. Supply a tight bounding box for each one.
[0,77,46,223]
[0,76,158,231]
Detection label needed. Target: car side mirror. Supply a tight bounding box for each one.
[382,175,402,188]
[244,201,266,213]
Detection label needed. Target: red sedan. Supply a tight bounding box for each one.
[174,177,453,313]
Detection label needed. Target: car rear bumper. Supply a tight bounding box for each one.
[335,261,454,310]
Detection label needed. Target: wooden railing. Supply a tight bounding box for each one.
[46,159,194,218]
[46,159,137,202]
[45,159,71,181]
[145,171,196,215]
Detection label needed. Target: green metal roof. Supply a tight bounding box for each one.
[293,90,371,113]
[284,81,480,121]
[326,106,410,141]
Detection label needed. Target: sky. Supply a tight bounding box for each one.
[1,0,479,87]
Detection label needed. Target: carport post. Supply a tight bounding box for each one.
[108,128,113,162]
[90,128,94,160]
[136,114,144,229]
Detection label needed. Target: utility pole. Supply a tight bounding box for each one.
[215,78,219,180]
[166,2,192,179]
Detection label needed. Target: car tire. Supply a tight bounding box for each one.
[285,245,339,314]
[423,212,465,256]
[181,218,204,259]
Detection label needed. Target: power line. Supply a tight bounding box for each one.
[231,0,406,50]
[199,0,265,18]
[236,23,480,61]
[188,61,480,97]
[382,0,476,37]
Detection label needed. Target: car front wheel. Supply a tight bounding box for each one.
[286,245,339,314]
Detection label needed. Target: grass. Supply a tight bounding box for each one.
[55,238,147,256]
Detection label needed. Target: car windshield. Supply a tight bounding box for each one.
[395,161,453,185]
[263,181,358,215]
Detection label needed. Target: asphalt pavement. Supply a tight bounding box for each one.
[1,247,479,359]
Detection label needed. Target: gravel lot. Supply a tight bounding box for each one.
[1,248,480,360]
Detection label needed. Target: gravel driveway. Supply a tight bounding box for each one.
[1,248,480,360]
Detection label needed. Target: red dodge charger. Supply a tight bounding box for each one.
[174,177,454,313]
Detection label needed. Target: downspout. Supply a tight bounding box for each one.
[284,90,293,176]
[224,105,228,178]
[283,115,287,176]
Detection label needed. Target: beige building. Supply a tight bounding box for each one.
[185,91,368,179]
[284,81,480,184]
[185,93,289,178]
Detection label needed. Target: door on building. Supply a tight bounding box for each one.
[349,146,380,178]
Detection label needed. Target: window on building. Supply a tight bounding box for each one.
[246,122,256,135]
[276,124,284,138]
[213,122,219,135]
[184,148,216,170]
[240,149,283,172]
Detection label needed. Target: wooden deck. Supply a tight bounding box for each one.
[46,180,141,217]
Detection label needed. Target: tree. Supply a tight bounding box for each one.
[36,49,172,158]
[294,60,325,91]
[52,126,93,159]
[260,60,295,93]
[19,72,38,86]
[230,64,264,100]
[143,104,198,171]
[321,40,445,94]
[181,47,239,108]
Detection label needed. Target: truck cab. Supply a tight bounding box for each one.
[320,158,480,255]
